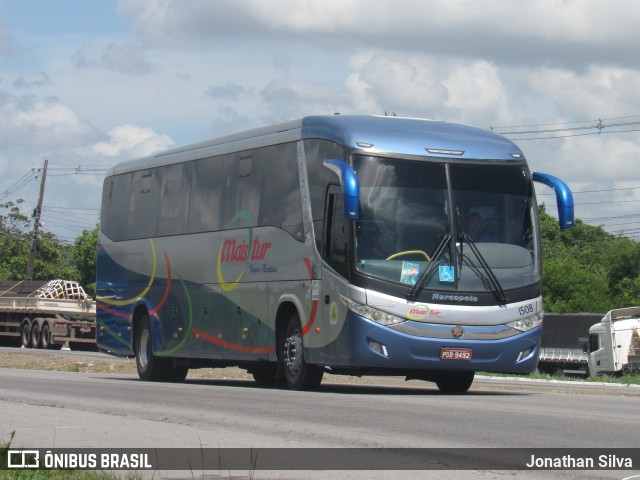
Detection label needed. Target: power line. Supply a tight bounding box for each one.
[537,185,640,195]
[491,114,640,141]
[0,169,39,202]
[490,114,640,130]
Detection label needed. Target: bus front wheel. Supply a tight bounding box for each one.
[435,371,474,394]
[282,313,323,391]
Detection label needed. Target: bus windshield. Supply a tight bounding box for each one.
[353,155,540,292]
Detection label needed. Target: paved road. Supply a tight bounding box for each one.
[1,367,639,480]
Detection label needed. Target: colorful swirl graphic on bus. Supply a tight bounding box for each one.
[97,238,174,349]
[301,257,318,336]
[97,238,159,307]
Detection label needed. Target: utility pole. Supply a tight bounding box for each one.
[25,159,48,281]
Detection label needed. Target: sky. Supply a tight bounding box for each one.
[1,0,640,243]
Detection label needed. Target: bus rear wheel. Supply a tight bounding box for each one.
[136,314,188,382]
[435,371,475,394]
[282,313,323,391]
[136,315,167,381]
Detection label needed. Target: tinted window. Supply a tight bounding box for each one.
[325,188,348,277]
[128,170,158,239]
[188,155,228,233]
[157,162,191,237]
[222,149,264,229]
[259,143,304,240]
[304,139,345,252]
[101,173,132,241]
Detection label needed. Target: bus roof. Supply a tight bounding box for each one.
[107,115,524,176]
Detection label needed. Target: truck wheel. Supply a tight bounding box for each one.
[30,323,42,349]
[41,323,51,350]
[282,312,323,390]
[436,371,475,394]
[21,320,32,348]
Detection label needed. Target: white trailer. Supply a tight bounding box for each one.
[587,307,640,377]
[0,280,96,350]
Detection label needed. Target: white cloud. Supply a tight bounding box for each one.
[344,53,517,127]
[1,0,639,239]
[517,66,640,120]
[91,124,173,158]
[0,95,100,149]
[260,77,344,118]
[118,0,640,68]
[102,42,154,74]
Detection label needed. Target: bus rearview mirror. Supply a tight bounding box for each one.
[323,159,360,220]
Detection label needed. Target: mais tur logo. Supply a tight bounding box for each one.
[407,304,430,320]
[216,211,272,291]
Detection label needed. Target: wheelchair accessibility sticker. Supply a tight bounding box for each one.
[439,265,455,283]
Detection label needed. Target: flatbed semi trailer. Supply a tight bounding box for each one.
[537,313,602,377]
[0,280,96,351]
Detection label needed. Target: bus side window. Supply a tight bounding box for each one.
[259,143,304,240]
[157,162,191,237]
[101,173,132,241]
[325,187,348,277]
[188,155,228,233]
[304,139,346,254]
[222,149,264,228]
[129,170,158,239]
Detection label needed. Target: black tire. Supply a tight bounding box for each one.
[30,323,42,349]
[41,323,51,350]
[69,342,97,352]
[135,314,188,382]
[250,363,279,384]
[21,320,32,348]
[436,371,475,394]
[136,314,166,381]
[282,312,323,391]
[165,366,189,383]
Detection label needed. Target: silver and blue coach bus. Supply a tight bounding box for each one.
[96,115,574,393]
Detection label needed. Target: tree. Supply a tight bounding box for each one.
[540,210,640,313]
[0,200,78,282]
[73,226,98,297]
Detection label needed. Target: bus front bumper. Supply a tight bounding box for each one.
[346,312,541,374]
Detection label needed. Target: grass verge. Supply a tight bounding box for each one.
[1,432,143,480]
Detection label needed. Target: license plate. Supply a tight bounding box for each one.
[440,347,472,361]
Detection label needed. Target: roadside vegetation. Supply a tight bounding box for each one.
[479,370,640,385]
[0,201,97,298]
[539,206,640,312]
[1,432,141,479]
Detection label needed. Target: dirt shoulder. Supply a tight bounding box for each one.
[2,347,639,396]
[0,348,252,379]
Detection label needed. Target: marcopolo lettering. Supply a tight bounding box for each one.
[432,293,479,303]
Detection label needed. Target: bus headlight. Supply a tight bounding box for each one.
[346,298,405,326]
[508,314,543,332]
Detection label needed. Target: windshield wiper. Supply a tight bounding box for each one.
[406,233,451,299]
[459,233,507,304]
